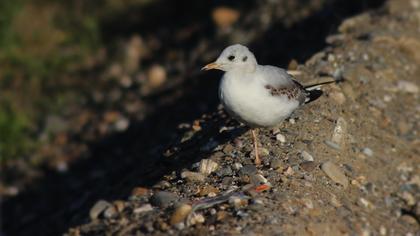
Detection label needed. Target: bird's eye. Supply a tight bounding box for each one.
[242,56,248,62]
[228,55,235,61]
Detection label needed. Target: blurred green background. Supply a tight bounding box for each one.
[0,0,152,162]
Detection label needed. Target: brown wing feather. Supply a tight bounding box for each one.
[264,79,307,105]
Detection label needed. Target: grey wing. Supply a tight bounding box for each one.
[262,66,308,104]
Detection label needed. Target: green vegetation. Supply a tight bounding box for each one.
[0,0,101,162]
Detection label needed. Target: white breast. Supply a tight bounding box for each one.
[219,71,300,127]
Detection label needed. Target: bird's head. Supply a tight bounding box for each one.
[202,44,257,73]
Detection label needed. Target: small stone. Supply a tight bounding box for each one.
[133,204,153,214]
[270,159,284,170]
[233,162,243,170]
[331,117,348,148]
[300,151,314,162]
[181,171,205,182]
[362,147,373,157]
[401,191,416,206]
[239,165,257,176]
[330,194,342,207]
[113,200,125,213]
[358,197,374,209]
[216,167,233,177]
[379,226,387,235]
[301,198,314,209]
[330,91,346,104]
[147,65,167,88]
[187,213,205,226]
[250,174,268,185]
[321,161,349,188]
[131,187,149,197]
[104,206,118,219]
[300,161,318,172]
[199,159,219,176]
[229,196,248,209]
[400,215,418,225]
[198,186,220,197]
[284,166,295,176]
[259,147,270,157]
[397,80,419,94]
[153,180,171,189]
[114,117,130,132]
[276,134,286,143]
[89,200,112,220]
[222,177,233,186]
[216,211,228,221]
[222,144,235,154]
[397,121,412,135]
[151,191,178,208]
[170,204,192,225]
[212,7,240,29]
[324,140,341,150]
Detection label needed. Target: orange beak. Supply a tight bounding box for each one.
[201,62,222,71]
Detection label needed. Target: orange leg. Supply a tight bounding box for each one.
[251,129,261,165]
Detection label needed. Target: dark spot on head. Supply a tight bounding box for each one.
[228,55,235,61]
[242,56,248,62]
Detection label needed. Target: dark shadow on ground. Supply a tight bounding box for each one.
[1,0,385,235]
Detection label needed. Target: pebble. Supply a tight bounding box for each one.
[239,165,257,176]
[216,167,233,177]
[300,151,314,162]
[133,204,153,214]
[270,159,284,170]
[276,134,286,143]
[379,226,387,235]
[324,140,341,150]
[131,187,149,197]
[401,191,416,206]
[284,166,295,176]
[250,174,268,185]
[89,200,112,220]
[150,191,178,208]
[222,144,235,154]
[222,177,233,186]
[300,161,318,172]
[147,64,167,88]
[397,80,419,94]
[114,117,130,131]
[330,91,346,105]
[198,186,219,197]
[103,206,118,219]
[212,7,240,29]
[187,213,205,226]
[362,147,374,157]
[199,159,219,176]
[229,196,248,209]
[181,171,206,182]
[259,147,270,157]
[216,211,228,221]
[170,204,192,225]
[331,117,348,148]
[233,162,243,170]
[113,200,125,213]
[321,161,349,188]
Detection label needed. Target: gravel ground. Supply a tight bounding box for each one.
[65,0,420,235]
[2,0,420,235]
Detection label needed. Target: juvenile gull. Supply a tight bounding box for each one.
[202,44,333,165]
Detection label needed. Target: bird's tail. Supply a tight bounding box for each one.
[303,77,344,104]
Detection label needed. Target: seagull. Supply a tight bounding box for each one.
[202,44,335,165]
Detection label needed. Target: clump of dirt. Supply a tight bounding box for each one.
[62,0,419,235]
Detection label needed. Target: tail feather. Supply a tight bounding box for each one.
[303,77,344,104]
